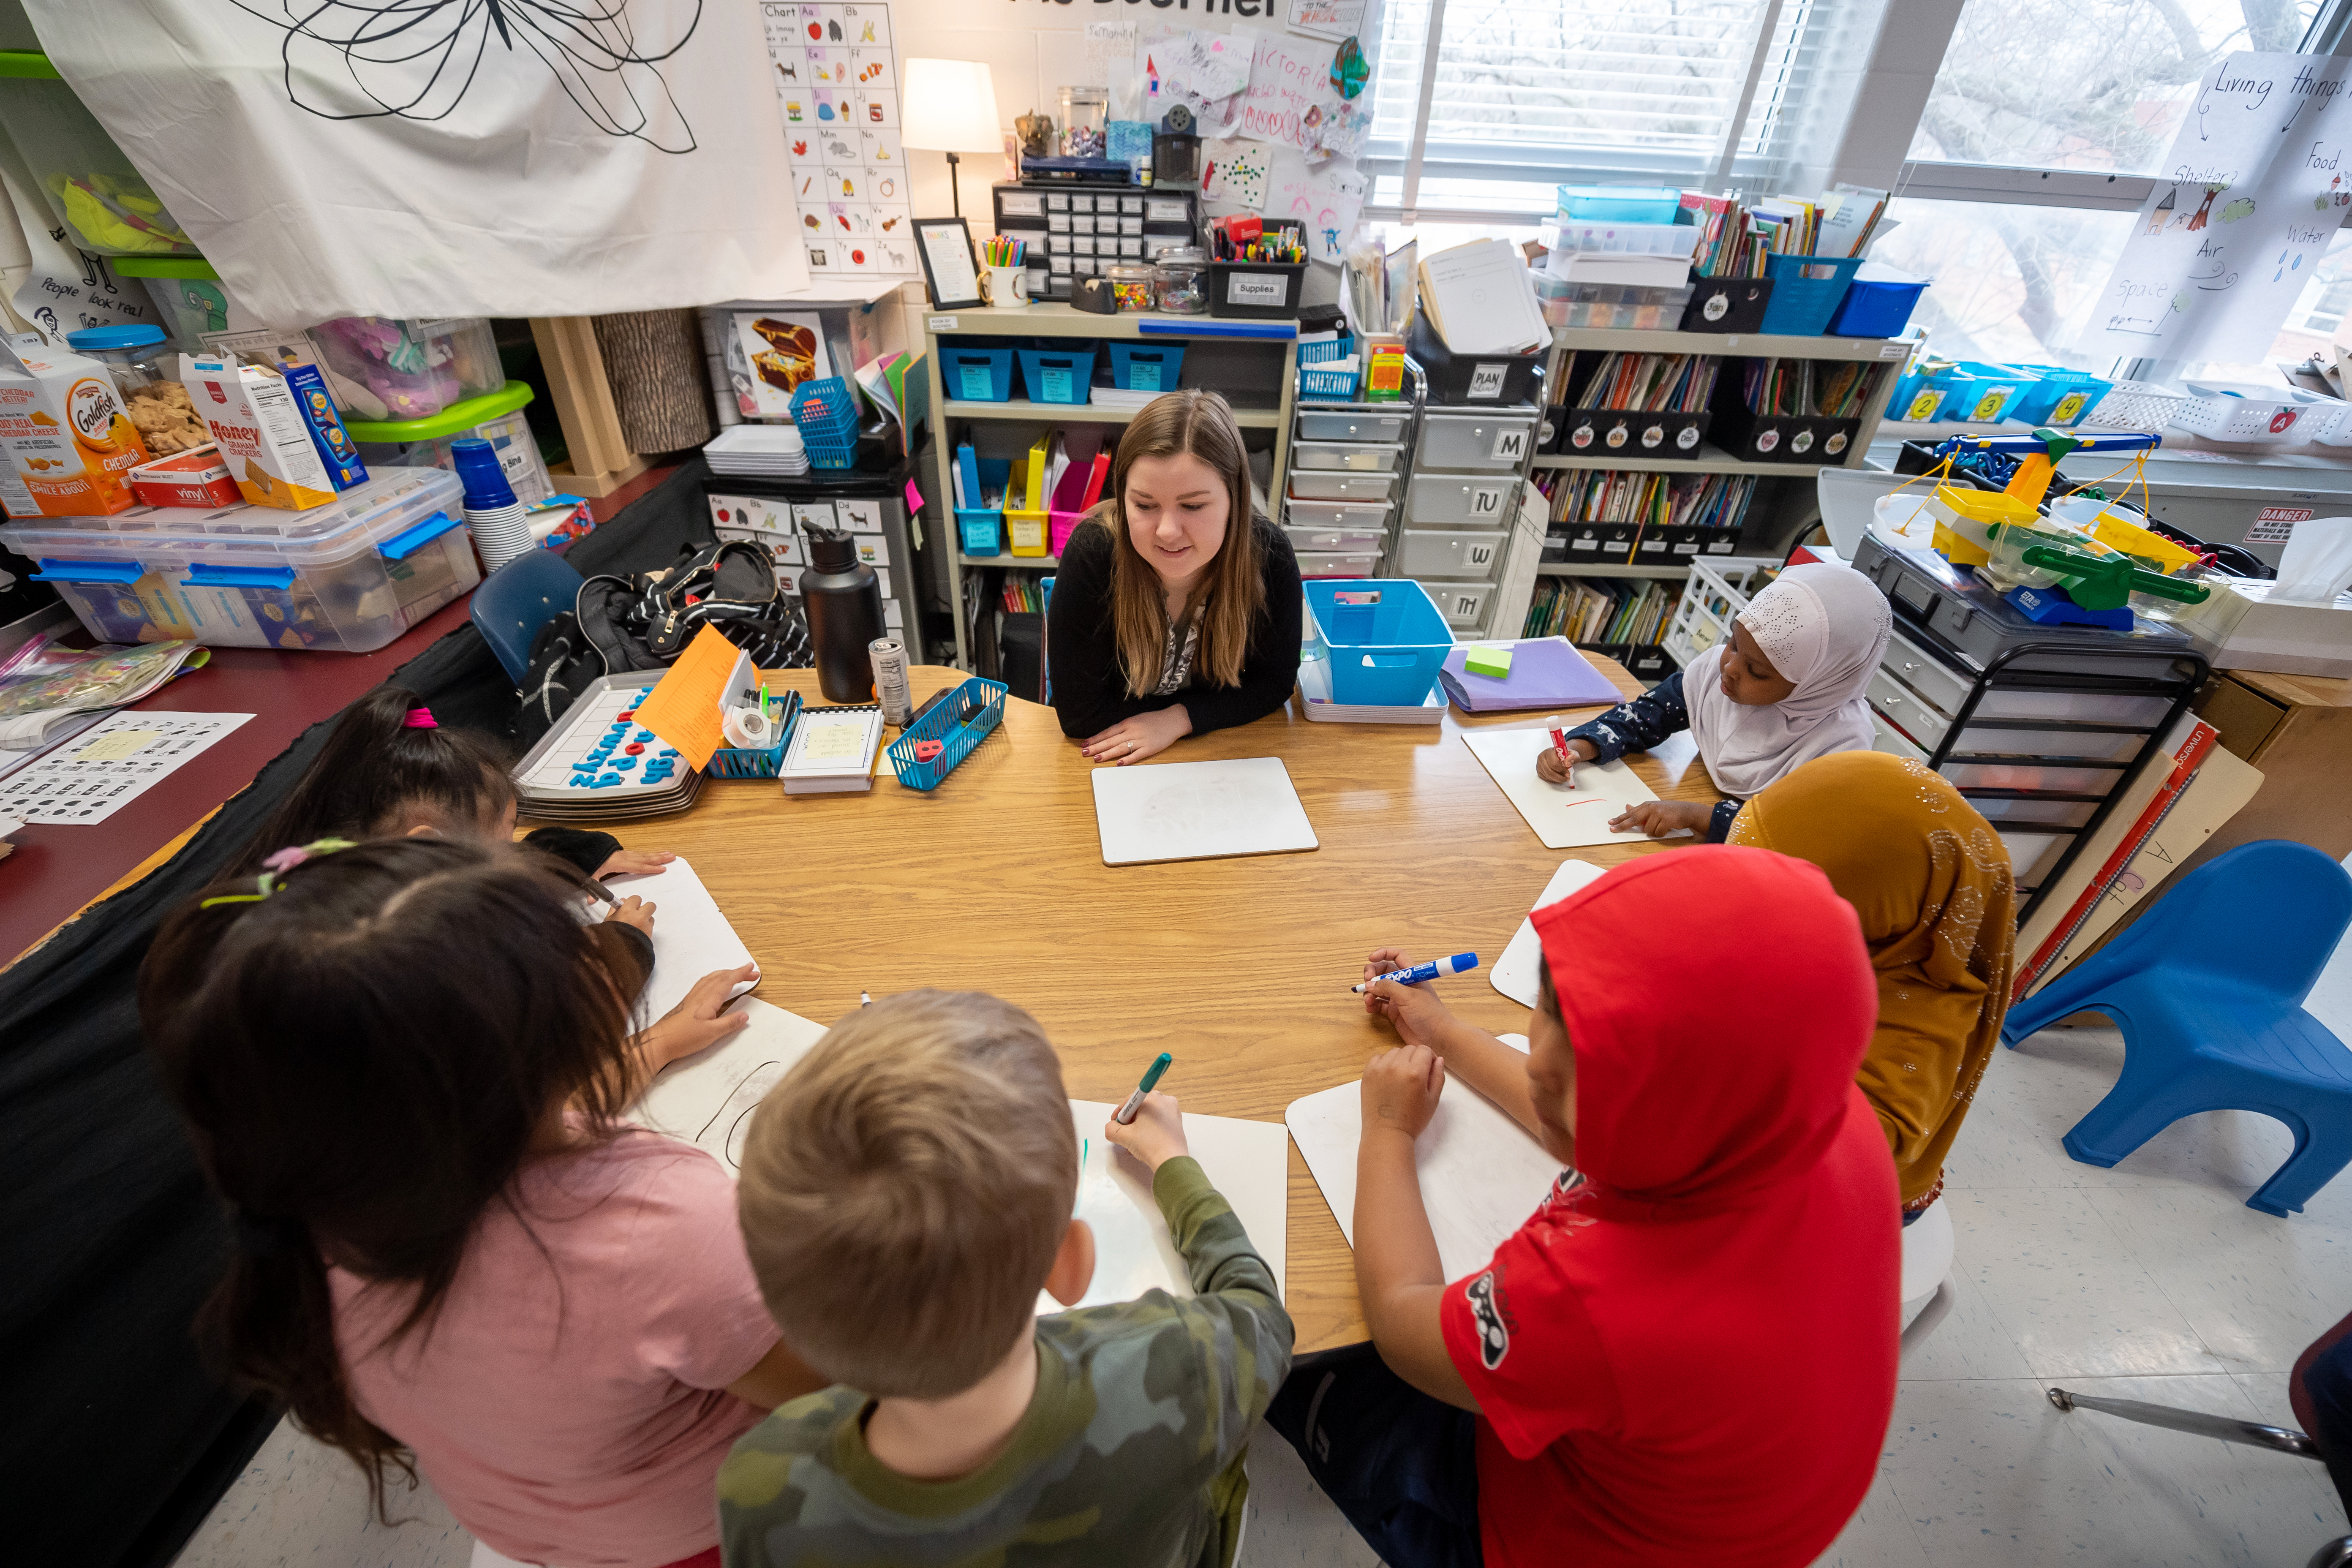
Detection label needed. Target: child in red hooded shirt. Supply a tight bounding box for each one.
[1268,847,1899,1568]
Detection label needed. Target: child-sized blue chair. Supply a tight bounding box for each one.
[2002,841,2352,1217]
[470,547,581,682]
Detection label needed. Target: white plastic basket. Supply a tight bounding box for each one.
[2292,388,2352,446]
[1662,557,1780,671]
[2169,380,2312,443]
[2077,379,2189,432]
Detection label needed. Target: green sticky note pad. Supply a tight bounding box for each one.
[1466,644,1513,679]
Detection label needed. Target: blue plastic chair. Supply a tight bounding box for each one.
[470,548,581,682]
[2003,841,2352,1217]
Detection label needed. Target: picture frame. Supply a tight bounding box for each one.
[913,217,985,310]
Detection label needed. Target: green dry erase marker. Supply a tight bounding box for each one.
[1114,1051,1173,1125]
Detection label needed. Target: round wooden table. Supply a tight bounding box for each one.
[558,662,1718,1352]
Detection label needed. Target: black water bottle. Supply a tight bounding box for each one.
[801,525,886,702]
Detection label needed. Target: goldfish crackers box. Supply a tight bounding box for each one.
[0,332,152,516]
[180,353,347,510]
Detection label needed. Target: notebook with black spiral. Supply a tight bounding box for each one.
[779,704,884,795]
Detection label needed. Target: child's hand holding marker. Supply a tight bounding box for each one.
[1104,1091,1189,1171]
[606,894,656,934]
[1356,948,1474,1052]
[1537,727,1597,787]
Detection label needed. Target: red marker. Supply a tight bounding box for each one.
[1547,727,1573,770]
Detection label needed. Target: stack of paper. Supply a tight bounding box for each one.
[1416,239,1549,356]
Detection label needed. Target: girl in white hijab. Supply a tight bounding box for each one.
[1538,562,1892,839]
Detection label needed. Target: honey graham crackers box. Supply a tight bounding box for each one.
[180,353,360,509]
[0,332,152,516]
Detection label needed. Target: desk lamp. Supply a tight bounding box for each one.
[900,60,1003,220]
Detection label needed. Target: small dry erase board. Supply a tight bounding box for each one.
[1090,757,1318,866]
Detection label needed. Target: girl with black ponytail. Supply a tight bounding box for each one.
[142,839,816,1568]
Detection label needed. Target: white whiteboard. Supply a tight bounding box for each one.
[1490,858,1609,1007]
[632,995,828,1171]
[1091,757,1319,866]
[1460,726,1666,849]
[1285,1035,1565,1283]
[605,856,761,1024]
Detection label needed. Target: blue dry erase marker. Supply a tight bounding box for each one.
[1115,1051,1174,1124]
[1352,953,1479,994]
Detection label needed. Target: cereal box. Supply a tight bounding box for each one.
[180,353,339,510]
[0,332,152,516]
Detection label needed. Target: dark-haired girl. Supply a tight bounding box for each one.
[142,839,820,1568]
[241,683,674,884]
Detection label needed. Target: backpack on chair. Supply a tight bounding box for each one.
[508,540,814,748]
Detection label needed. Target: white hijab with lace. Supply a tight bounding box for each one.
[1684,561,1891,799]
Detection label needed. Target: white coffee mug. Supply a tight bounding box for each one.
[984,265,1031,308]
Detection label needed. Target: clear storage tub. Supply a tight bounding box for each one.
[310,317,504,422]
[3,468,473,651]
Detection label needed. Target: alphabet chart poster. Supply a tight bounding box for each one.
[2080,50,2352,364]
[763,2,919,278]
[0,710,251,825]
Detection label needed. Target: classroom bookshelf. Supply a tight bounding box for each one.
[921,303,1299,674]
[1503,323,1903,681]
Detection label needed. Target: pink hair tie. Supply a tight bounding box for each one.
[403,707,437,729]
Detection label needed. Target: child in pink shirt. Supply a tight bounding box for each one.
[141,836,822,1568]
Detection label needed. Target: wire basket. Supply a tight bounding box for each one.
[887,677,1007,791]
[790,377,860,469]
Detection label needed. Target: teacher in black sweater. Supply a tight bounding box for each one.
[1047,389,1303,764]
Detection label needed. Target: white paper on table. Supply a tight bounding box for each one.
[1490,859,1610,1007]
[603,856,761,1023]
[1043,1101,1290,1314]
[1460,727,1665,849]
[1285,1034,1564,1282]
[0,710,250,825]
[633,995,831,1172]
[1091,757,1318,866]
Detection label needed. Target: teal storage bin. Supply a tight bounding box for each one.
[1950,362,2037,425]
[1017,345,1096,405]
[956,455,1010,554]
[941,346,1015,402]
[1884,367,1949,424]
[2003,366,2112,427]
[1305,578,1452,706]
[1106,342,1185,392]
[1758,254,1863,335]
[1556,185,1682,223]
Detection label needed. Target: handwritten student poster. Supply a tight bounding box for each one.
[1267,153,1367,264]
[2080,51,2352,363]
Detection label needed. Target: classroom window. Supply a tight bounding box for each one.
[1908,0,2327,174]
[1365,0,1851,218]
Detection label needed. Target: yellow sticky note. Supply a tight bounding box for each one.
[800,718,868,762]
[75,729,162,762]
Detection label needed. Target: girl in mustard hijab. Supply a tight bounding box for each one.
[1729,750,2017,1221]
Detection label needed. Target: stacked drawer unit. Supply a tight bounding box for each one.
[1283,390,1416,583]
[1851,535,2209,916]
[1394,400,1544,636]
[991,185,1198,302]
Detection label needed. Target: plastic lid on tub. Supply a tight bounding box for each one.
[65,324,168,350]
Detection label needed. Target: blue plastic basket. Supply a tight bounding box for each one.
[956,455,1010,554]
[887,676,1008,790]
[1758,254,1863,336]
[790,377,860,468]
[1826,269,1929,338]
[1304,579,1452,706]
[941,346,1015,402]
[1106,342,1185,392]
[1557,185,1682,223]
[1017,346,1096,405]
[707,696,800,778]
[1298,334,1359,400]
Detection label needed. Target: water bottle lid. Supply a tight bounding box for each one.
[806,525,858,571]
[449,437,519,509]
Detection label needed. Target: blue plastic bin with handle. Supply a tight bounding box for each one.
[941,346,1015,402]
[1305,578,1453,706]
[1017,346,1096,405]
[1759,254,1864,335]
[1826,264,1930,337]
[1107,343,1185,392]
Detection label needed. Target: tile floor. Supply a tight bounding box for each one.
[174,930,2352,1568]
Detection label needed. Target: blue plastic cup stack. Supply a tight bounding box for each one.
[452,437,534,571]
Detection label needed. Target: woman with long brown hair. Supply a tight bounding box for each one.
[1046,390,1302,763]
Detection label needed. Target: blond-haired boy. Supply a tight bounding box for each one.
[721,990,1293,1568]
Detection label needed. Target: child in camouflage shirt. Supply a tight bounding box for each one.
[721,990,1293,1568]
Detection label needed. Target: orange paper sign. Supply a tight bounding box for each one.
[632,625,758,771]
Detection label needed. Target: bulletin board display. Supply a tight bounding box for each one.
[762,2,920,278]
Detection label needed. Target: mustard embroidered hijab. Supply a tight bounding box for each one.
[1729,751,2017,1209]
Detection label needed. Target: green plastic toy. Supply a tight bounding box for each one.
[2015,542,2210,612]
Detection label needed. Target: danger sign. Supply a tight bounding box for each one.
[2248,505,2312,543]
